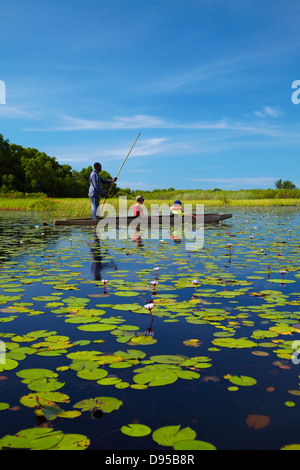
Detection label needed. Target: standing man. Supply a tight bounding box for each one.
[88,163,117,220]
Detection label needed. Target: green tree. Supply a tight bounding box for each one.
[275,179,296,190]
[0,134,14,188]
[0,133,122,197]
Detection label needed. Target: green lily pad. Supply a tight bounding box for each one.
[114,291,140,296]
[74,396,123,413]
[212,338,257,349]
[133,366,178,387]
[76,368,108,381]
[228,375,257,387]
[77,323,117,332]
[0,428,90,450]
[152,425,197,447]
[173,439,216,450]
[121,424,152,437]
[0,403,9,411]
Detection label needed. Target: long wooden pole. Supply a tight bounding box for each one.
[98,132,141,218]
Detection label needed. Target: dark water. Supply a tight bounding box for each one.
[0,207,299,450]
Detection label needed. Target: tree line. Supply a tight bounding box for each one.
[0,134,298,198]
[0,133,124,197]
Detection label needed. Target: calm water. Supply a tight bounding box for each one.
[0,207,299,450]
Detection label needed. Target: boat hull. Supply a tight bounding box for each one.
[54,213,232,226]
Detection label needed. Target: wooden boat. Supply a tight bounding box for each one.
[54,213,232,226]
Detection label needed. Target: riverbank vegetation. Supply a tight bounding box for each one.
[1,133,299,219]
[0,195,299,220]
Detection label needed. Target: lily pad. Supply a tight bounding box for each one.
[228,375,257,387]
[120,424,152,437]
[73,396,123,414]
[152,425,197,447]
[173,439,216,450]
[212,338,257,349]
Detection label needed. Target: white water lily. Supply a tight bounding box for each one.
[144,302,154,312]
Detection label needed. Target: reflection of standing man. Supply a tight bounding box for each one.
[88,163,117,220]
[90,236,118,281]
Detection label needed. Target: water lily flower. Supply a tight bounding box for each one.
[144,302,154,310]
[150,280,158,292]
[144,302,154,316]
[144,302,154,317]
[191,280,199,292]
[227,243,232,254]
[102,280,108,285]
[153,267,160,279]
[280,270,286,279]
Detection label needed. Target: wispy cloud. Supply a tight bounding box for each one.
[116,180,156,190]
[0,104,41,120]
[127,169,150,173]
[253,106,280,119]
[189,177,278,188]
[135,44,296,94]
[31,113,286,138]
[51,114,167,131]
[52,138,170,167]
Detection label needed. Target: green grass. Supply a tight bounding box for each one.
[0,195,299,220]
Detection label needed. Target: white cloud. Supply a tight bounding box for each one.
[0,104,41,119]
[50,137,170,170]
[52,114,167,131]
[254,106,279,118]
[117,180,156,190]
[33,113,285,138]
[189,177,278,188]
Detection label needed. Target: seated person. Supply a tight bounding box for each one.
[133,195,145,217]
[170,200,183,216]
[170,200,197,220]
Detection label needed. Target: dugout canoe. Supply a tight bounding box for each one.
[54,213,232,226]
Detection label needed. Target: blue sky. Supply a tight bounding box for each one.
[0,0,300,190]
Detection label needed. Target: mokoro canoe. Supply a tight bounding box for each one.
[54,213,232,226]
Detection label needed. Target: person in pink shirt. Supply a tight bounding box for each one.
[133,195,145,217]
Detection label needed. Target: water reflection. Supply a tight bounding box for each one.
[90,236,117,281]
[143,315,154,337]
[132,228,143,247]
